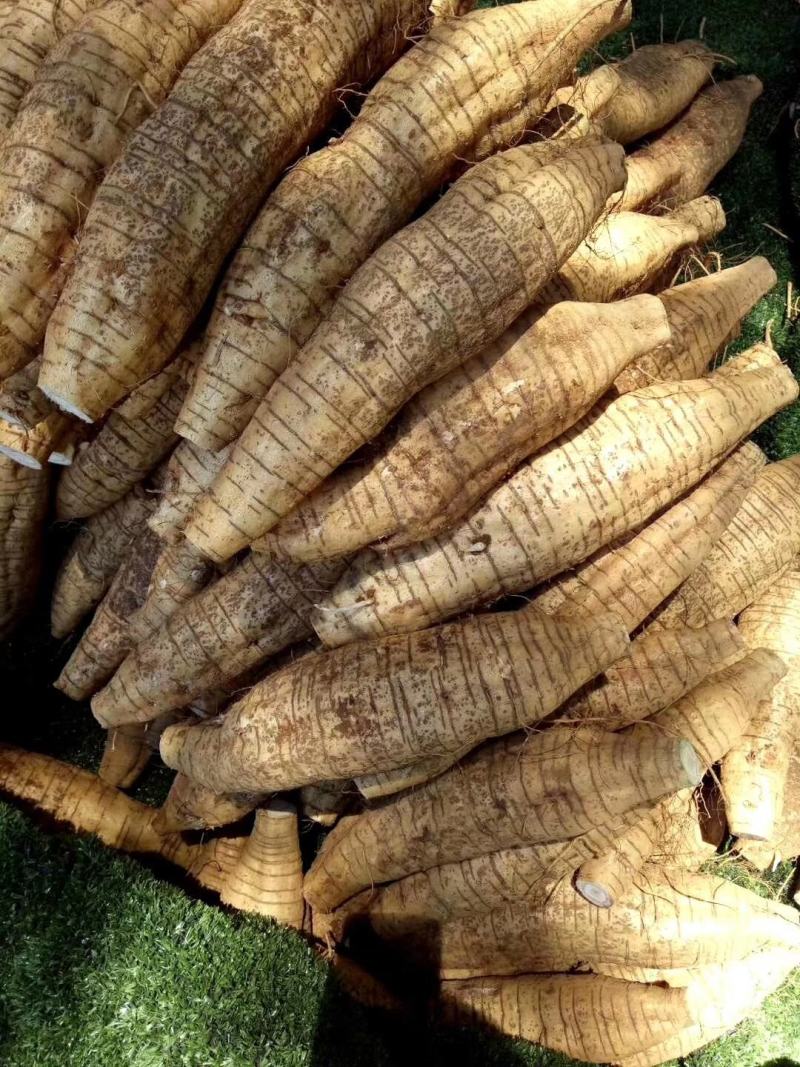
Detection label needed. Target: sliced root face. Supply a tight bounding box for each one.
[0,446,42,469]
[37,385,94,424]
[573,877,614,909]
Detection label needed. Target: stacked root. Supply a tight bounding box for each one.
[1,5,799,1064]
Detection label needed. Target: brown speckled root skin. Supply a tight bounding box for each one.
[652,455,800,628]
[0,1,244,378]
[176,0,633,452]
[157,609,631,796]
[574,789,715,909]
[183,140,628,562]
[722,569,800,840]
[148,439,232,543]
[0,1,103,149]
[129,539,218,647]
[50,480,157,639]
[92,552,348,728]
[255,295,671,563]
[55,527,162,701]
[55,350,195,520]
[0,455,48,640]
[0,357,50,429]
[440,951,799,1067]
[329,807,651,940]
[301,728,700,913]
[38,0,433,422]
[612,75,763,213]
[314,367,796,647]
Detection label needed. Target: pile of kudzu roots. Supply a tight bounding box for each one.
[2,1,800,1064]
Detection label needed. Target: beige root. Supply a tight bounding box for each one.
[632,649,787,768]
[432,867,800,980]
[315,367,796,646]
[613,75,763,213]
[535,196,726,306]
[0,2,244,377]
[176,0,633,452]
[528,442,764,631]
[575,789,715,908]
[353,746,476,801]
[439,972,691,1064]
[614,259,778,392]
[184,141,628,562]
[92,553,346,728]
[0,2,102,146]
[738,753,800,869]
[128,540,218,646]
[55,350,194,520]
[443,950,798,1067]
[148,440,232,544]
[156,774,260,834]
[158,610,631,797]
[256,295,672,562]
[55,528,162,701]
[556,619,744,731]
[39,0,432,422]
[220,801,305,928]
[593,41,715,144]
[615,950,800,1067]
[330,809,651,944]
[0,743,242,894]
[98,726,153,790]
[0,410,74,469]
[0,455,49,639]
[0,357,51,429]
[302,727,700,914]
[652,456,800,628]
[51,481,157,638]
[722,568,800,840]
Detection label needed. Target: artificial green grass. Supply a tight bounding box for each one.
[3,1,800,1064]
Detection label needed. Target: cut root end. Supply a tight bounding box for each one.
[574,877,614,908]
[0,445,42,470]
[679,739,704,786]
[49,446,76,467]
[37,384,94,424]
[0,411,25,428]
[732,829,771,842]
